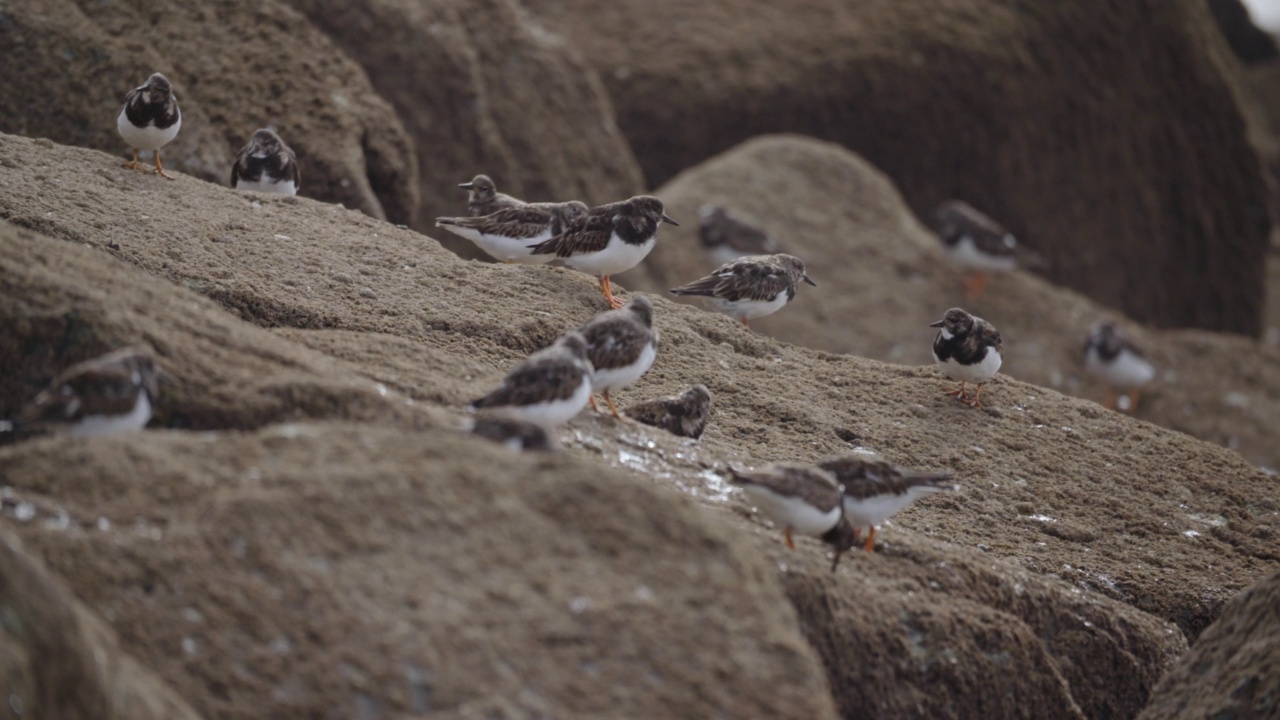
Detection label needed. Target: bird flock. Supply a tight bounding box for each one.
[4,71,1161,571]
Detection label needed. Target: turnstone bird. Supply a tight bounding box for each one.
[818,456,955,552]
[14,347,165,437]
[698,205,782,266]
[435,201,589,264]
[930,200,1018,299]
[459,174,524,217]
[623,384,712,439]
[931,307,1003,408]
[1083,319,1156,413]
[468,332,593,428]
[669,253,815,329]
[577,295,659,419]
[529,195,678,309]
[230,128,300,196]
[117,72,181,180]
[728,463,859,571]
[469,416,555,452]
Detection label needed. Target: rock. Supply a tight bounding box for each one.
[0,0,417,224]
[0,530,203,720]
[2,133,1279,716]
[633,134,1280,473]
[1137,571,1280,720]
[283,0,645,256]
[524,0,1272,334]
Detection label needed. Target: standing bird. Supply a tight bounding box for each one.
[529,195,678,309]
[13,347,165,437]
[728,463,860,571]
[698,205,782,266]
[818,456,955,553]
[231,128,301,196]
[930,307,1003,408]
[458,174,524,217]
[624,384,713,439]
[930,200,1019,300]
[468,332,594,429]
[117,72,181,180]
[669,253,815,329]
[1082,319,1156,413]
[435,201,589,265]
[577,295,659,419]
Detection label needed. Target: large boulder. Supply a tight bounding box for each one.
[2,133,1279,716]
[523,0,1272,335]
[628,134,1280,473]
[0,0,417,224]
[1138,572,1280,720]
[283,0,646,255]
[0,531,203,720]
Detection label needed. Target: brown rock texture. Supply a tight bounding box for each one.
[1138,572,1280,720]
[0,531,203,720]
[629,134,1280,474]
[1,133,1277,717]
[283,0,645,254]
[0,0,417,224]
[524,0,1273,335]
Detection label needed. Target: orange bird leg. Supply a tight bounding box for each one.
[784,527,795,550]
[154,150,174,180]
[962,272,988,300]
[942,381,968,401]
[603,390,623,420]
[1103,388,1117,411]
[599,276,624,309]
[740,318,750,329]
[966,383,987,409]
[588,395,599,412]
[1126,389,1141,412]
[122,150,146,172]
[862,526,877,552]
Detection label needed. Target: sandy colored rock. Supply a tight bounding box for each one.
[1138,571,1280,720]
[629,134,1280,473]
[283,0,645,256]
[524,0,1271,335]
[1,133,1278,716]
[0,0,417,224]
[0,530,203,720]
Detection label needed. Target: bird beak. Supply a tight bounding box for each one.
[457,182,474,190]
[661,213,679,226]
[802,274,817,286]
[929,319,945,328]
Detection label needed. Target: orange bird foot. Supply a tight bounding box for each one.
[784,528,795,551]
[122,151,147,173]
[942,382,969,402]
[603,391,624,420]
[963,384,987,409]
[599,276,625,309]
[862,527,877,553]
[154,152,174,180]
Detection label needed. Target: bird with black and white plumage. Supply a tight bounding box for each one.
[624,384,712,439]
[1083,319,1156,413]
[669,253,815,330]
[728,463,860,571]
[231,128,301,196]
[529,195,678,309]
[11,347,167,437]
[576,295,659,419]
[435,201,589,265]
[817,455,956,553]
[930,200,1022,300]
[468,332,594,429]
[930,307,1003,408]
[117,72,181,180]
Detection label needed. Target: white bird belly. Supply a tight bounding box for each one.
[438,225,556,265]
[712,292,790,320]
[740,485,842,537]
[947,236,1017,272]
[117,108,181,151]
[934,346,1002,383]
[591,342,657,393]
[1085,347,1155,388]
[235,176,298,196]
[842,486,946,529]
[496,375,591,428]
[565,235,655,276]
[68,392,152,437]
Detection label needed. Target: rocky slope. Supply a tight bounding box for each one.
[1,133,1277,717]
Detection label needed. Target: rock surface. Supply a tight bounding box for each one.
[0,0,418,224]
[0,133,1277,717]
[628,134,1280,474]
[284,0,645,254]
[524,0,1272,335]
[1138,571,1280,720]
